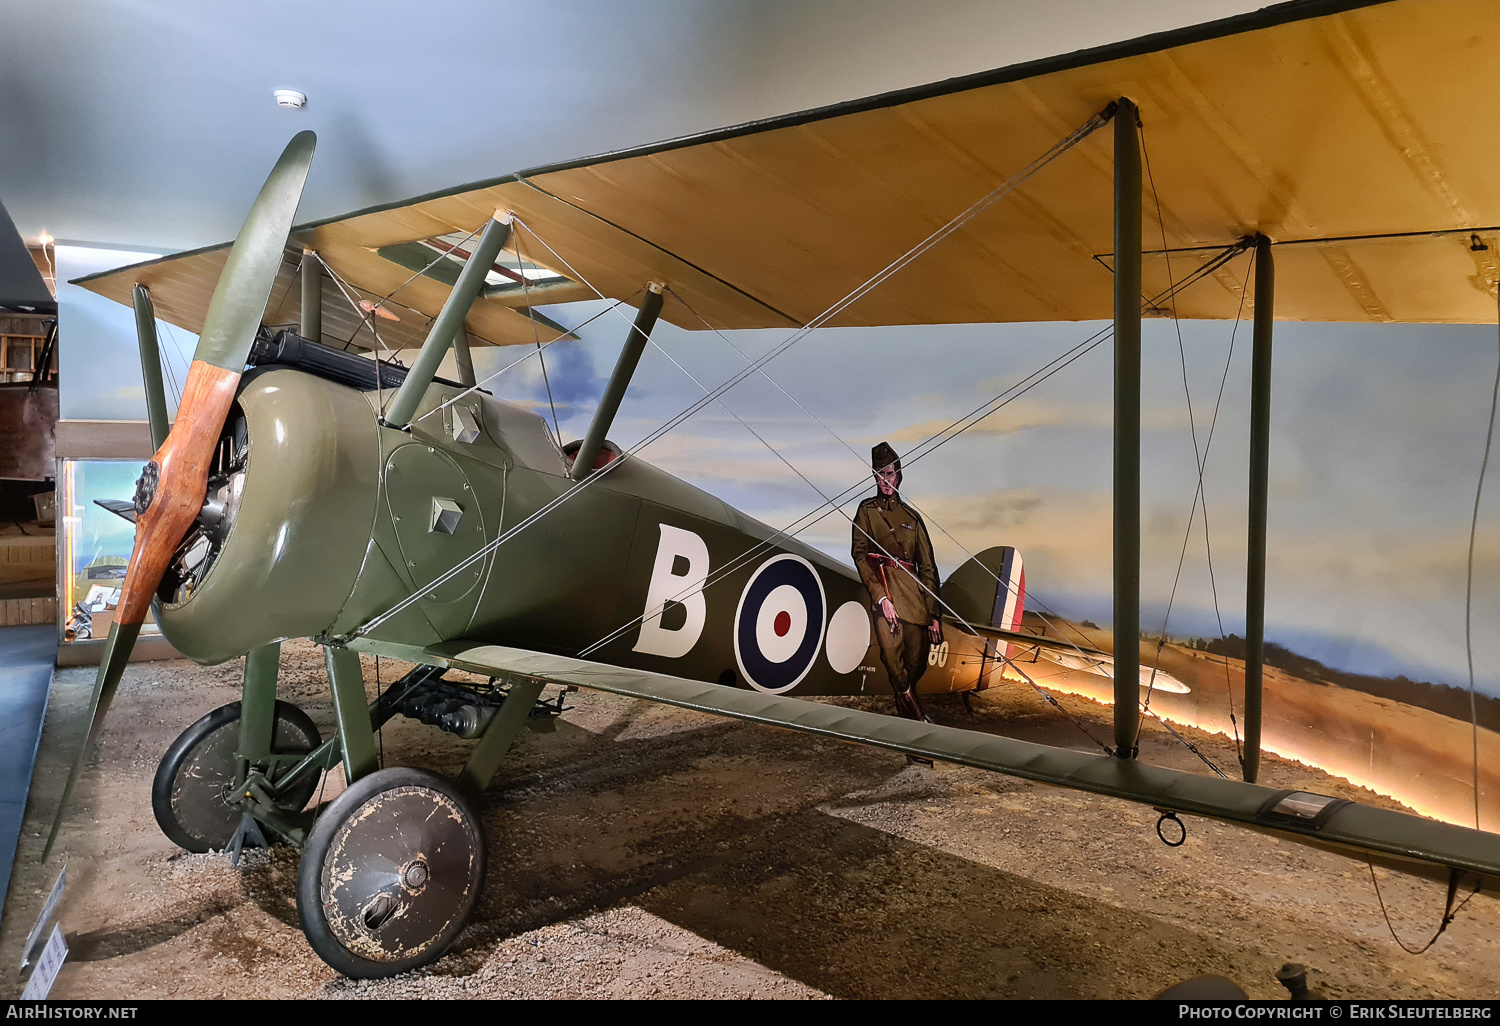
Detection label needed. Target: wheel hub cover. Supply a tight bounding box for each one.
[319,784,481,962]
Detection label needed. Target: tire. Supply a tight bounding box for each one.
[295,767,486,978]
[151,700,321,852]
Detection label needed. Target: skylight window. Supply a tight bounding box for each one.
[426,233,566,288]
[375,232,571,294]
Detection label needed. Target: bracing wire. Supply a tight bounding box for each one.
[481,242,1090,670]
[313,253,407,370]
[572,320,1119,660]
[156,319,189,409]
[630,324,1120,754]
[348,104,1118,638]
[1362,281,1498,950]
[564,236,1244,681]
[1129,123,1247,773]
[374,223,483,312]
[666,283,1105,658]
[1369,863,1478,955]
[511,224,564,447]
[414,298,634,425]
[571,242,1247,758]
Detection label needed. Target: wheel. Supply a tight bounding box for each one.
[295,767,485,978]
[151,700,321,852]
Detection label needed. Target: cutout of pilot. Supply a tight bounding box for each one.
[852,442,943,734]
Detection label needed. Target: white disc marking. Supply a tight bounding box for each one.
[825,600,871,675]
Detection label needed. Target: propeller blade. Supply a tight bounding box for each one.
[43,622,140,859]
[194,130,317,372]
[45,133,316,859]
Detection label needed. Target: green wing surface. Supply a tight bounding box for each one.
[423,640,1500,896]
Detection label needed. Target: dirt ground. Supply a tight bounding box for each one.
[3,639,1498,1000]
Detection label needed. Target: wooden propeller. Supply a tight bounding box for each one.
[45,132,317,859]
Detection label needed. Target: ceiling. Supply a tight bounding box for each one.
[0,0,1266,253]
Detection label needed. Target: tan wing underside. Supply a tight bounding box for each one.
[77,0,1500,348]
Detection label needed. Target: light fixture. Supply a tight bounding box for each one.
[273,89,307,110]
[36,231,52,248]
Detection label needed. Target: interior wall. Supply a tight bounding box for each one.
[55,245,188,423]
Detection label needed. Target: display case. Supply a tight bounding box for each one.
[57,458,158,642]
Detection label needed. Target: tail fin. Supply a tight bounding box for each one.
[941,546,1026,683]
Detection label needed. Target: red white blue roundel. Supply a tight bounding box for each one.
[734,554,827,694]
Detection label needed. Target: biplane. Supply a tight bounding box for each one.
[48,0,1500,978]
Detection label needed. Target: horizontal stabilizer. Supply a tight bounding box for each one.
[426,641,1500,895]
[944,617,1191,694]
[942,615,1105,658]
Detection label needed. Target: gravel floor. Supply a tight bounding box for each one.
[3,639,1497,999]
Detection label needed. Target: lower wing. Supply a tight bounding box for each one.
[418,639,1498,897]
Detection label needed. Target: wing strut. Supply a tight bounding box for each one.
[383,211,513,429]
[571,284,665,480]
[1245,233,1275,782]
[299,248,322,343]
[1113,97,1142,757]
[130,285,170,451]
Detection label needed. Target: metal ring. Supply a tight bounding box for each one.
[1156,811,1187,847]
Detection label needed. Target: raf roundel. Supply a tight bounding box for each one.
[733,554,827,694]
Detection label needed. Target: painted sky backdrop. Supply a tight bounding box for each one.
[57,236,1500,699]
[472,274,1500,698]
[40,0,1500,705]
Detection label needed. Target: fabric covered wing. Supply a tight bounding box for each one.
[426,640,1500,894]
[74,0,1500,347]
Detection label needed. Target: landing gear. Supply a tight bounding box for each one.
[151,700,321,852]
[295,767,485,978]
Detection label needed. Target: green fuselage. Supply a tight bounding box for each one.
[161,366,994,699]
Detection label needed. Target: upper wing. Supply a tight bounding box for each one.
[425,639,1500,895]
[74,0,1500,349]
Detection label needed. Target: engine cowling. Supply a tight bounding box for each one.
[157,367,382,664]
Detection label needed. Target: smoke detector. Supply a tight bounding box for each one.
[273,89,307,110]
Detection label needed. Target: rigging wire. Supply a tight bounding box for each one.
[1466,283,1500,830]
[463,240,1079,671]
[1129,124,1245,772]
[1136,119,1193,726]
[1193,257,1256,762]
[1368,863,1478,955]
[317,235,618,428]
[899,242,1249,473]
[634,324,1120,754]
[312,252,404,375]
[373,223,483,312]
[659,284,1156,747]
[267,256,300,333]
[511,223,564,447]
[156,319,189,409]
[572,240,1248,684]
[667,257,1238,695]
[571,320,1118,660]
[414,298,634,425]
[348,105,1117,638]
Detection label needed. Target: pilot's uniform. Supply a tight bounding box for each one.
[852,445,940,723]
